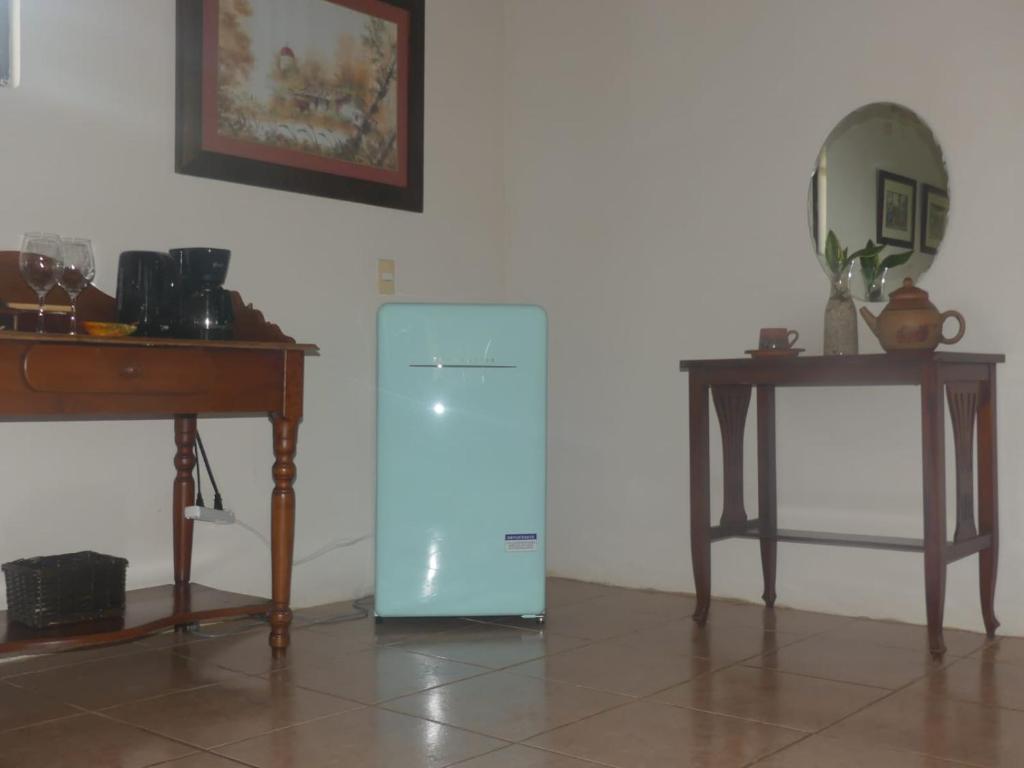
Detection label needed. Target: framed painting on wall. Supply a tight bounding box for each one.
[876,170,916,249]
[176,0,424,212]
[920,184,949,255]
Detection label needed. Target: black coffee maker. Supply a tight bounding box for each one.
[116,251,176,336]
[169,248,234,340]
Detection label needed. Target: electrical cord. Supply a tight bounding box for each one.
[233,519,372,565]
[182,435,376,640]
[294,594,375,628]
[195,432,223,511]
[194,430,372,566]
[183,595,375,638]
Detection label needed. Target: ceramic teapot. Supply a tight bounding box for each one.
[859,278,965,352]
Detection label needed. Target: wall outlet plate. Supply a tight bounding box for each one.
[184,505,235,524]
[378,258,396,295]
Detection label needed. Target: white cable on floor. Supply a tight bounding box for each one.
[234,518,372,566]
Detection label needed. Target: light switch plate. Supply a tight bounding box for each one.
[378,258,396,295]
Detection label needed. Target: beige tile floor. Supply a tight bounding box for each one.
[0,578,1018,767]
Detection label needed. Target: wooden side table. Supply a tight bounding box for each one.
[679,352,1003,655]
[0,251,317,656]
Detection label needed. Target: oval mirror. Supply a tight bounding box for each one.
[808,103,949,301]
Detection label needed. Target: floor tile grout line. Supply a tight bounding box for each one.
[734,650,951,690]
[442,743,515,768]
[94,691,369,751]
[376,681,639,746]
[0,709,88,736]
[738,649,983,768]
[727,654,917,693]
[515,745,620,768]
[48,707,226,756]
[0,642,181,683]
[460,741,621,768]
[631,695,813,735]
[198,705,372,752]
[91,681,237,712]
[140,748,252,768]
[349,704,516,750]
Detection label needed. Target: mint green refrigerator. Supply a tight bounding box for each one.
[375,303,547,619]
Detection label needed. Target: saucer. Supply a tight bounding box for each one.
[744,347,804,358]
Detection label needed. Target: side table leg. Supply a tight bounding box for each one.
[921,370,948,656]
[757,385,777,607]
[173,415,197,586]
[978,367,1000,637]
[712,385,751,528]
[269,414,298,654]
[690,377,712,625]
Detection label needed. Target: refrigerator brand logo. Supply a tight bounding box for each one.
[505,533,538,552]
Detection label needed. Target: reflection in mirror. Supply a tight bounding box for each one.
[809,103,949,302]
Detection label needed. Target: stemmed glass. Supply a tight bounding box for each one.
[19,232,64,334]
[58,238,96,335]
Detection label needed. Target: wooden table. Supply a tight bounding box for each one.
[0,251,316,656]
[679,352,1003,655]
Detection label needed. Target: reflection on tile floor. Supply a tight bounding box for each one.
[0,579,1017,767]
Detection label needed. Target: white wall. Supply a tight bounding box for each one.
[0,0,506,609]
[502,0,1024,633]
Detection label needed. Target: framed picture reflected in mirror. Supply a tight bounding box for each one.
[921,184,949,255]
[877,170,917,249]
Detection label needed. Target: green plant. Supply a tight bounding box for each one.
[823,230,912,300]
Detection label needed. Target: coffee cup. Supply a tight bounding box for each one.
[759,328,799,350]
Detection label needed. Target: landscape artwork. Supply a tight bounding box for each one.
[198,0,414,187]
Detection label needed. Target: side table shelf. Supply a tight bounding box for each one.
[0,584,269,654]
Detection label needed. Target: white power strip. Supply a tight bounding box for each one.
[184,505,236,524]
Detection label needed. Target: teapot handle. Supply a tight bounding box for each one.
[939,310,966,345]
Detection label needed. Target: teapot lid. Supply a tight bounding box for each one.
[886,277,935,310]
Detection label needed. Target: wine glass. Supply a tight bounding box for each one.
[19,232,64,334]
[58,238,96,335]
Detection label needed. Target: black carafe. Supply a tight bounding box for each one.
[116,251,176,337]
[169,248,234,340]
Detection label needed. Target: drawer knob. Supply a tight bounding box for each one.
[121,364,141,378]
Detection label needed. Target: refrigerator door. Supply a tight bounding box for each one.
[376,304,547,617]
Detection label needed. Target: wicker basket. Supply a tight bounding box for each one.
[2,551,128,629]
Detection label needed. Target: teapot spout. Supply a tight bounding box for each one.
[859,306,880,339]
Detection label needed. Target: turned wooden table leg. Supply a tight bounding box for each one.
[269,414,298,654]
[977,367,1000,637]
[690,376,712,625]
[173,415,197,585]
[757,385,778,607]
[921,369,948,656]
[172,415,197,631]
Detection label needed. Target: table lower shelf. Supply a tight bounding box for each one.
[0,583,270,654]
[712,523,991,563]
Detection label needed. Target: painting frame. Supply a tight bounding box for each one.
[920,184,949,255]
[175,0,424,212]
[876,170,916,249]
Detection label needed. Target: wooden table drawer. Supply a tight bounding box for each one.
[23,345,213,395]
